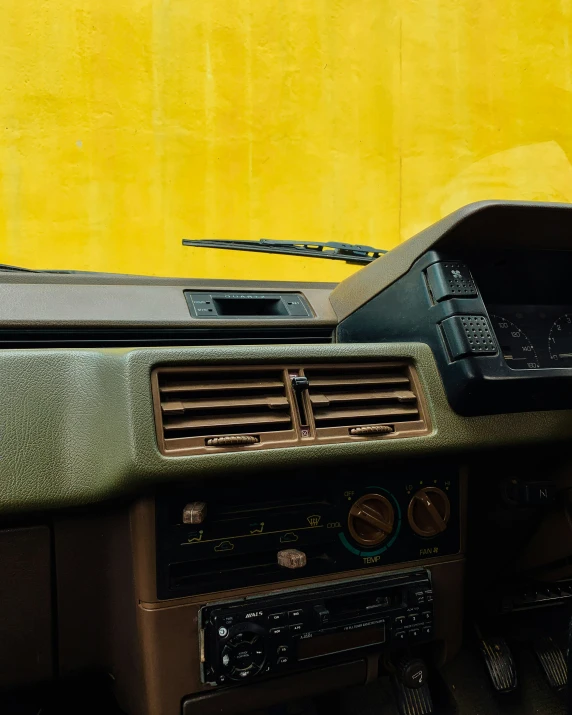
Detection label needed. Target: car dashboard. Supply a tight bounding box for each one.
[2,201,572,715]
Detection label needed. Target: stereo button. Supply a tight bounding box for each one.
[277,657,289,665]
[221,648,232,669]
[268,612,286,624]
[314,605,330,625]
[270,626,287,637]
[394,631,406,642]
[234,645,255,666]
[290,623,303,633]
[277,645,289,655]
[422,612,432,621]
[288,609,304,620]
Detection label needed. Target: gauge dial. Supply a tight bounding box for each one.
[548,314,572,367]
[489,314,540,369]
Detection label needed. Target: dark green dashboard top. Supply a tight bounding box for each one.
[1,342,571,514]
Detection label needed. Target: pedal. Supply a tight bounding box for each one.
[392,657,433,715]
[392,678,433,715]
[533,635,567,690]
[478,636,518,693]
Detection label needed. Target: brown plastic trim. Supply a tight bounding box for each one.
[0,281,338,328]
[0,526,53,689]
[181,660,367,715]
[151,361,430,457]
[135,559,465,713]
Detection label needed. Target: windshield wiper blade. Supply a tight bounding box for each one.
[182,238,387,265]
[0,263,40,273]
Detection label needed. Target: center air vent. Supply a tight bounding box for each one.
[153,367,297,455]
[152,361,428,455]
[303,362,428,443]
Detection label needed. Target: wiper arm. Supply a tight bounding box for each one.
[182,238,387,265]
[0,263,112,275]
[0,263,39,273]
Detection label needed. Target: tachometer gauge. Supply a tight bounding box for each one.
[548,314,572,367]
[489,314,540,369]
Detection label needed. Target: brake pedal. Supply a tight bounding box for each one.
[533,635,567,690]
[478,636,518,693]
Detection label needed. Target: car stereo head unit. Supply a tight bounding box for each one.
[199,568,433,686]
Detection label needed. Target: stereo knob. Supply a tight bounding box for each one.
[222,624,267,681]
[348,493,395,546]
[408,487,450,537]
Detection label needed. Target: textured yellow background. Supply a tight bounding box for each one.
[1,1,572,281]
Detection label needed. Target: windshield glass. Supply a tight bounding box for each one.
[1,3,570,281]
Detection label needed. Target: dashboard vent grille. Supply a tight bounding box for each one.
[153,366,297,455]
[303,362,428,442]
[152,361,428,455]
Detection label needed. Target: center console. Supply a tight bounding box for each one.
[126,462,465,715]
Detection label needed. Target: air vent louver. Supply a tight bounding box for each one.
[303,362,427,441]
[152,361,428,455]
[153,367,297,455]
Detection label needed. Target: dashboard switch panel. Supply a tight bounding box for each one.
[441,315,498,360]
[426,261,478,302]
[155,464,460,599]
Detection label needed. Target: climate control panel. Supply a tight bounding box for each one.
[155,464,461,598]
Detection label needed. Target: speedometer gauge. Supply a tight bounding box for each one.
[548,314,572,367]
[489,314,540,369]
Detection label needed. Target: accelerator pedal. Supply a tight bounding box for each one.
[533,635,567,690]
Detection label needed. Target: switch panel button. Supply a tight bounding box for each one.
[427,261,478,301]
[441,315,497,360]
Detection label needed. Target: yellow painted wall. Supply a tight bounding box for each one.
[1,1,572,281]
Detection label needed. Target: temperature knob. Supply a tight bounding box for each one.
[348,493,395,546]
[408,487,450,537]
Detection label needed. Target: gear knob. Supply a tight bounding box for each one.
[397,657,428,689]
